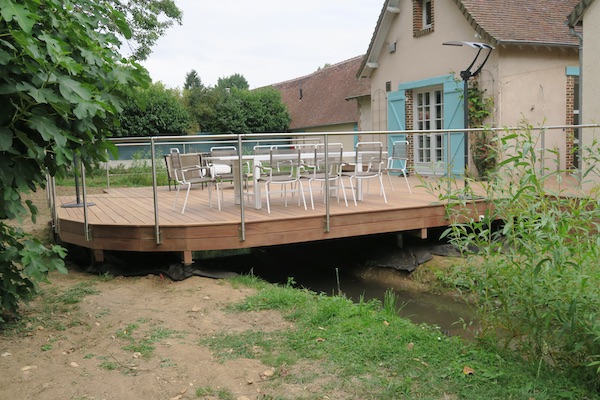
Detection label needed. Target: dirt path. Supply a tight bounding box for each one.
[1,187,316,400]
[0,270,309,400]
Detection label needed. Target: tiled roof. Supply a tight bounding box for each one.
[272,56,370,130]
[456,0,581,46]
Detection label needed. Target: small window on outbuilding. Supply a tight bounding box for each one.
[413,0,434,37]
[385,81,392,92]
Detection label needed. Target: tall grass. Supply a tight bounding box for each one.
[55,149,169,187]
[207,276,595,399]
[423,121,600,390]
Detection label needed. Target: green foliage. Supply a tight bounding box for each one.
[109,0,183,61]
[182,74,291,134]
[184,70,203,90]
[204,277,594,398]
[425,121,600,391]
[195,385,235,400]
[468,82,497,177]
[111,82,192,136]
[0,0,150,323]
[0,223,68,323]
[115,318,183,359]
[217,73,249,91]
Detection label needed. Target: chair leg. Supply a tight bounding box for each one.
[378,175,388,203]
[339,178,349,207]
[308,181,315,210]
[173,184,182,211]
[387,171,395,192]
[265,182,271,214]
[349,177,358,206]
[403,172,412,194]
[181,183,192,214]
[298,181,307,210]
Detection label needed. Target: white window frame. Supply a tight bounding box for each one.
[414,87,444,175]
[422,0,432,28]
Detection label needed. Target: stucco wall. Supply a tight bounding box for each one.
[582,1,600,124]
[495,47,578,170]
[581,0,600,187]
[370,0,480,94]
[292,124,357,151]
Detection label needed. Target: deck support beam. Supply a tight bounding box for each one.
[182,251,193,265]
[93,249,105,264]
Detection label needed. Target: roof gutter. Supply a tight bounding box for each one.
[495,40,579,48]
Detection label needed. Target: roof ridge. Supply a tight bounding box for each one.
[271,55,365,87]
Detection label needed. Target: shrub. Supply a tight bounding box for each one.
[424,121,600,390]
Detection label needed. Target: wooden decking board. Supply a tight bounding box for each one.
[54,177,488,256]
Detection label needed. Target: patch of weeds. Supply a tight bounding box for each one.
[57,282,98,304]
[40,344,52,351]
[160,358,176,368]
[115,320,183,359]
[201,330,280,363]
[205,281,598,399]
[195,385,235,399]
[84,353,94,359]
[95,272,114,282]
[99,361,118,371]
[228,272,269,290]
[94,308,111,318]
[1,280,99,336]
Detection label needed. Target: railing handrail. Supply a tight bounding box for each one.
[50,124,600,248]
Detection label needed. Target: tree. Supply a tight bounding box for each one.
[112,83,192,137]
[217,73,250,91]
[0,0,153,323]
[202,87,290,134]
[109,0,183,61]
[184,70,203,90]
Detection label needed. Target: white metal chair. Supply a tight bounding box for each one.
[170,148,220,213]
[346,141,387,205]
[303,143,349,209]
[385,140,412,194]
[256,145,307,213]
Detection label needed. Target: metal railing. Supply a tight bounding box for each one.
[47,124,600,247]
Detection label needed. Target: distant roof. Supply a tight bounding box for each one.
[456,0,581,46]
[272,56,370,130]
[359,0,581,78]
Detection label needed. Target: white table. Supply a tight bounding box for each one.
[207,152,358,209]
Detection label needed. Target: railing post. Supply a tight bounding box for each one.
[238,134,246,241]
[81,157,91,241]
[151,137,161,244]
[324,134,331,232]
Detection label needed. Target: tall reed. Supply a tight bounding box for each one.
[423,122,600,390]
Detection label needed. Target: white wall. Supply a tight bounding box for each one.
[581,0,600,188]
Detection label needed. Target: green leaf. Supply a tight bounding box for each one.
[1,2,35,33]
[28,114,61,142]
[0,127,13,151]
[57,76,93,102]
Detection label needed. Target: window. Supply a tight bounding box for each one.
[413,0,434,37]
[423,0,432,28]
[385,81,392,92]
[414,88,444,172]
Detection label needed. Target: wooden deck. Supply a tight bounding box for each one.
[54,176,488,264]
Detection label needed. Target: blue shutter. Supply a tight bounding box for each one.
[387,90,407,157]
[443,79,465,176]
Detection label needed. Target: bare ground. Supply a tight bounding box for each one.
[1,186,450,400]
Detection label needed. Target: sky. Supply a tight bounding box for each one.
[140,0,382,90]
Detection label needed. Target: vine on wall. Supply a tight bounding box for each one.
[468,81,496,178]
